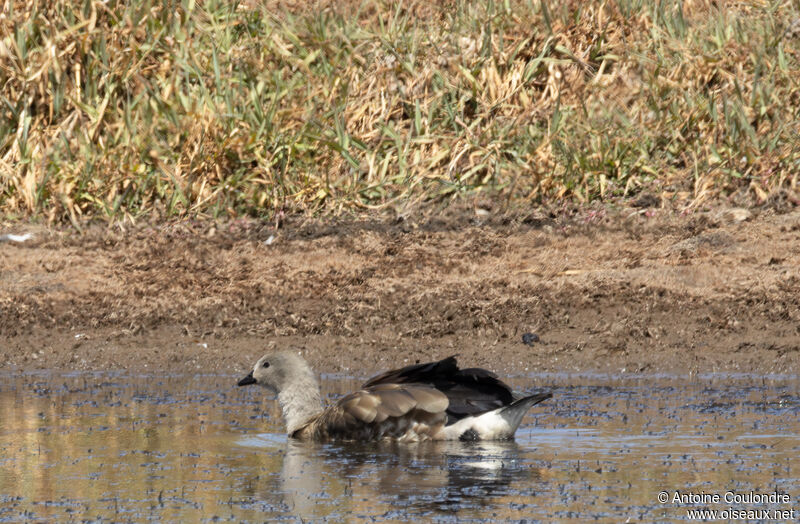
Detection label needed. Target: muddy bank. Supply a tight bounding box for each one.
[1,205,799,376]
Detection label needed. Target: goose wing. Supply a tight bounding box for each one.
[362,356,460,386]
[295,383,449,440]
[363,356,515,421]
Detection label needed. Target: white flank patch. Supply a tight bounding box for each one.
[439,409,513,440]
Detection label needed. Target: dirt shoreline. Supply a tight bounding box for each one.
[2,205,799,377]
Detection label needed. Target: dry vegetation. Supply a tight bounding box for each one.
[1,0,799,223]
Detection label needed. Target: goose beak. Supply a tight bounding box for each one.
[237,372,256,386]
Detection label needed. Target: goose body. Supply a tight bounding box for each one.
[237,352,551,442]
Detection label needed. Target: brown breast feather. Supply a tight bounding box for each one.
[292,384,449,440]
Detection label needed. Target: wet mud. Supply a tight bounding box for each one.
[1,205,800,376]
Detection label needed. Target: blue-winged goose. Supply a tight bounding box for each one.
[237,352,551,442]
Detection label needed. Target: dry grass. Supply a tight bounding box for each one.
[1,0,799,223]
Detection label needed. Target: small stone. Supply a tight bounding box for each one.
[522,333,539,346]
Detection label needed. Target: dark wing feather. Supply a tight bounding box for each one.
[363,356,515,423]
[363,357,460,387]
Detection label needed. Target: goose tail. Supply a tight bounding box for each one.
[499,392,552,431]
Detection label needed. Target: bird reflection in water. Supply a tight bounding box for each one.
[271,438,543,518]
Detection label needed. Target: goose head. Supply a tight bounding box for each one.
[237,351,314,394]
[237,351,323,435]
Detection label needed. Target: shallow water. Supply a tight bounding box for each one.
[1,372,799,522]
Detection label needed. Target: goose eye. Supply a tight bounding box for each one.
[262,361,270,368]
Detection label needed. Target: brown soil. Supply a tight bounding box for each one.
[2,204,799,377]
